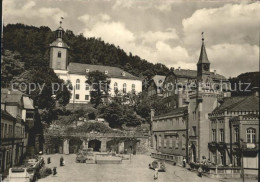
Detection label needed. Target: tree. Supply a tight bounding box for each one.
[86,71,111,108]
[12,67,71,124]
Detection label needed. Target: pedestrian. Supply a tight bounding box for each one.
[47,157,51,164]
[182,157,186,168]
[60,156,64,166]
[53,167,57,176]
[198,166,203,177]
[154,168,159,180]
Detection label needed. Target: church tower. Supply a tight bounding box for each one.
[49,22,69,70]
[197,33,210,82]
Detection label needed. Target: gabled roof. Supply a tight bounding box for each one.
[173,69,227,80]
[197,39,210,64]
[152,75,166,87]
[212,95,259,113]
[154,106,188,119]
[1,88,24,104]
[1,109,16,120]
[67,63,141,80]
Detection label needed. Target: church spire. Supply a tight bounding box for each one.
[197,32,210,65]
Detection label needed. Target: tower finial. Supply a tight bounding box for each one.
[201,32,204,41]
[59,17,64,27]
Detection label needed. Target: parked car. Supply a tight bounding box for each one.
[76,153,87,163]
[149,160,166,172]
[26,159,40,169]
[8,168,31,182]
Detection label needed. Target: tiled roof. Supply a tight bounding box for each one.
[49,39,69,48]
[68,63,141,80]
[173,69,227,80]
[154,106,188,119]
[152,75,166,87]
[212,95,259,113]
[1,88,24,104]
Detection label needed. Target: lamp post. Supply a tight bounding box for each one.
[240,138,244,182]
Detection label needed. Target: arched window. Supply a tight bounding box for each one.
[175,135,179,148]
[123,83,127,93]
[58,51,61,58]
[114,82,118,92]
[76,79,80,90]
[132,84,135,92]
[246,128,256,143]
[182,135,186,149]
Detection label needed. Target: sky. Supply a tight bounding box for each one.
[3,0,260,77]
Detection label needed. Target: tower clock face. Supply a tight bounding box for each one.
[58,42,63,47]
[203,64,209,71]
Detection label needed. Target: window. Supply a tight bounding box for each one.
[76,79,80,90]
[212,129,216,142]
[219,129,224,142]
[4,124,7,138]
[182,135,186,149]
[132,84,135,92]
[158,135,162,147]
[169,136,173,148]
[114,82,118,92]
[123,83,127,93]
[246,128,256,143]
[175,135,179,148]
[75,94,79,100]
[85,95,89,100]
[234,127,239,142]
[192,126,197,136]
[57,51,61,58]
[164,136,167,148]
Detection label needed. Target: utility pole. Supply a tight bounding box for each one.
[240,139,244,182]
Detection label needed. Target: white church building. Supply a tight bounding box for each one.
[49,26,142,104]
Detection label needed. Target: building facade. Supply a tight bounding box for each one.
[151,107,188,165]
[0,109,26,173]
[208,92,259,168]
[147,75,165,97]
[50,26,142,104]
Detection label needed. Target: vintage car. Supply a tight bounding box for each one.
[8,168,31,182]
[149,160,166,172]
[76,153,87,163]
[26,159,40,169]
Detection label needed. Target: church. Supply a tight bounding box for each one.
[49,25,142,104]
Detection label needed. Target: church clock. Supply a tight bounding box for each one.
[203,64,209,71]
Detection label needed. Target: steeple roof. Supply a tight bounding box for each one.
[197,36,210,64]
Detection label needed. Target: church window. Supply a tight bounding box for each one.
[76,79,80,90]
[123,83,127,93]
[58,51,61,58]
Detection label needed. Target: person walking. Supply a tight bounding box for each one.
[198,165,203,177]
[182,157,186,168]
[154,168,159,180]
[53,167,57,176]
[60,156,64,166]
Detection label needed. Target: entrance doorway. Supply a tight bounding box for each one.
[88,139,101,152]
[191,144,196,162]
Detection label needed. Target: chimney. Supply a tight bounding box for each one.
[252,87,259,97]
[151,109,155,122]
[214,70,216,75]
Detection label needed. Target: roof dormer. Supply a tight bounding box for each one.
[122,72,126,76]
